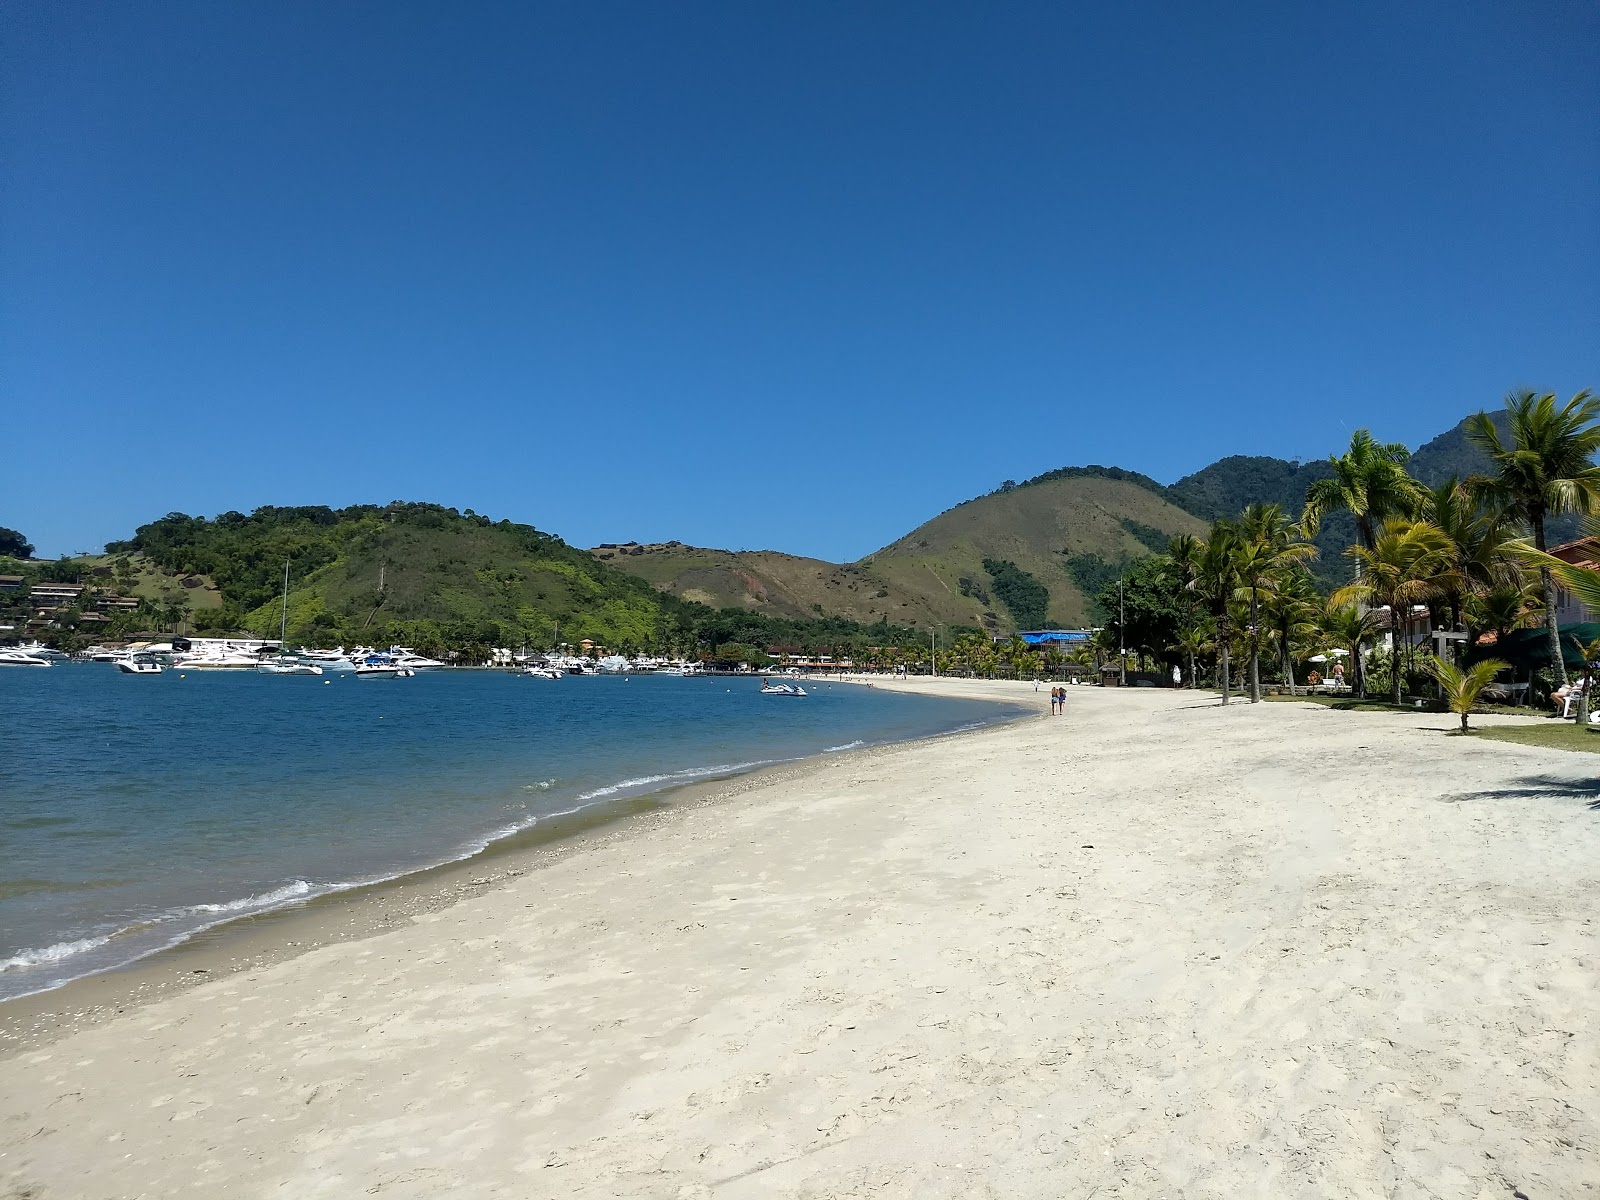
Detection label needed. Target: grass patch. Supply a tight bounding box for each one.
[1263,694,1432,713]
[1468,723,1600,754]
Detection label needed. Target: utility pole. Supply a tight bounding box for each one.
[1118,577,1126,687]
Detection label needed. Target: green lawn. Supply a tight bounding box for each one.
[1467,722,1600,754]
[1263,694,1438,713]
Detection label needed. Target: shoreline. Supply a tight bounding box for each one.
[0,676,1037,1054]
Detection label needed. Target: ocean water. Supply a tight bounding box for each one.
[0,666,1018,1000]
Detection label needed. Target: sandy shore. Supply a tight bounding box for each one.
[3,680,1596,1197]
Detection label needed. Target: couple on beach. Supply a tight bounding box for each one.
[1048,686,1067,714]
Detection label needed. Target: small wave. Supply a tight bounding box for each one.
[576,761,768,802]
[0,935,114,974]
[824,740,865,753]
[179,880,313,916]
[521,779,555,792]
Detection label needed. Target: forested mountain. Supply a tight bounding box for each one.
[104,504,925,656]
[593,406,1563,621]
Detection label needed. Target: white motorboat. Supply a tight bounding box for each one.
[0,649,52,667]
[116,656,164,675]
[257,658,324,676]
[389,646,445,670]
[523,663,563,679]
[15,641,68,661]
[173,649,261,670]
[355,654,401,677]
[759,679,807,696]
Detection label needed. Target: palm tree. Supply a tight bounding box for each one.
[1234,503,1318,702]
[1170,622,1210,689]
[1188,521,1243,704]
[1468,388,1600,687]
[1331,520,1454,705]
[1262,569,1320,695]
[1418,477,1533,653]
[1319,602,1381,697]
[1427,657,1511,733]
[1303,430,1425,554]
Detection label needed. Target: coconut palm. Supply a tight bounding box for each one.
[1170,622,1210,689]
[1187,521,1243,704]
[1234,503,1318,702]
[1261,569,1321,695]
[1468,388,1600,687]
[1417,476,1535,663]
[1331,520,1455,705]
[1426,657,1511,733]
[1303,429,1425,554]
[1319,602,1383,697]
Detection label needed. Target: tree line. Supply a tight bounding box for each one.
[1099,388,1600,721]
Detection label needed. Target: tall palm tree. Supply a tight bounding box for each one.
[1234,503,1318,702]
[1187,521,1243,704]
[1417,477,1534,663]
[1468,388,1600,687]
[1303,429,1425,554]
[1262,569,1321,695]
[1331,520,1454,705]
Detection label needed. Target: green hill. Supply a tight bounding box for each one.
[595,472,1209,634]
[117,503,689,650]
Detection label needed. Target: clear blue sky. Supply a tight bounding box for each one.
[4,1,1596,560]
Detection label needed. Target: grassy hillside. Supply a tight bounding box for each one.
[119,503,700,651]
[594,474,1206,634]
[866,473,1208,629]
[590,543,954,626]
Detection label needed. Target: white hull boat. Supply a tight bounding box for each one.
[117,658,164,675]
[258,659,324,676]
[759,680,807,696]
[0,650,52,667]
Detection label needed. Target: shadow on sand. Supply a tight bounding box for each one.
[1444,774,1600,810]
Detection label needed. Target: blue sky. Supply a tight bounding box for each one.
[4,1,1596,560]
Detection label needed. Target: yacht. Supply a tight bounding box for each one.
[116,655,164,675]
[15,641,68,661]
[0,648,52,667]
[523,662,563,679]
[759,679,807,697]
[172,648,261,670]
[257,657,324,676]
[355,653,401,677]
[389,646,446,670]
[597,655,631,674]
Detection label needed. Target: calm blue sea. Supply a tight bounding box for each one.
[0,666,1017,1000]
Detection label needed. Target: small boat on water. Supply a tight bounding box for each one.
[116,655,164,675]
[523,663,563,679]
[173,650,261,670]
[759,679,807,697]
[0,649,52,667]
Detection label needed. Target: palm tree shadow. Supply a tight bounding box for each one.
[1443,774,1600,810]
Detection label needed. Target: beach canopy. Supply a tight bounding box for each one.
[1477,622,1600,671]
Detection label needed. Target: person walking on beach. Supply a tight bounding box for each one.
[1048,688,1058,715]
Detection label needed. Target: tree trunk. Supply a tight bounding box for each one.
[1460,710,1469,733]
[1248,590,1261,703]
[1534,512,1567,689]
[1390,606,1403,707]
[1187,650,1196,688]
[1540,563,1567,690]
[1219,627,1231,705]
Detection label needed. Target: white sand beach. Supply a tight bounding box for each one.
[3,681,1596,1198]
